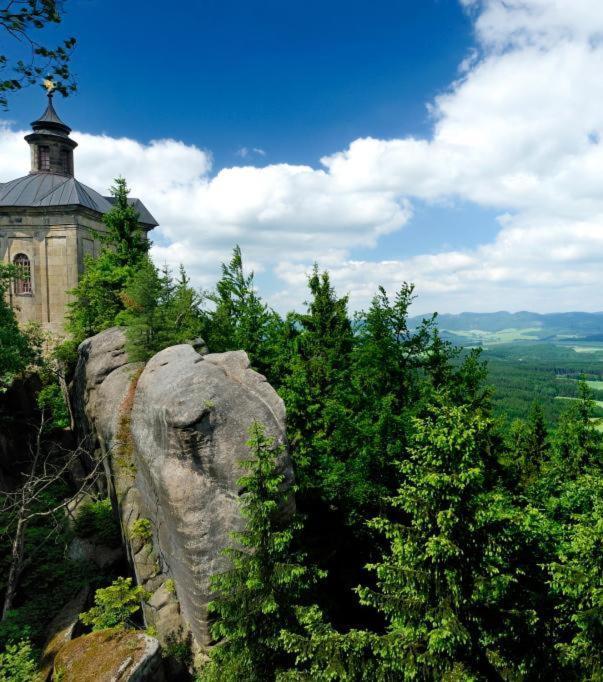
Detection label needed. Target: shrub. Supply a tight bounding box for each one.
[37,382,70,429]
[0,639,38,682]
[74,498,121,547]
[162,627,192,667]
[129,518,153,543]
[80,577,148,631]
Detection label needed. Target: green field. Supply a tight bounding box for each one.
[445,327,542,345]
[556,396,603,409]
[477,342,603,425]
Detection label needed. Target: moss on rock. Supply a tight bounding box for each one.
[53,628,163,681]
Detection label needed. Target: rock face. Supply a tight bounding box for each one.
[54,629,164,682]
[72,328,290,648]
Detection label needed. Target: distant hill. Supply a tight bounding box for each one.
[408,311,603,346]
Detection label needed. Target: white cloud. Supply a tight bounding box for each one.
[3,0,603,313]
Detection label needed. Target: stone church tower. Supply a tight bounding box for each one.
[0,94,157,335]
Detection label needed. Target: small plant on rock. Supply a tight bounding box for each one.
[129,518,153,543]
[80,577,148,631]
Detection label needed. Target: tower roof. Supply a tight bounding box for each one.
[30,93,72,137]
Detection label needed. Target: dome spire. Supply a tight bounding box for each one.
[25,86,77,175]
[31,83,72,137]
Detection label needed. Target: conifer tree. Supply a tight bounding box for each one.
[356,394,506,680]
[549,475,603,678]
[280,266,354,498]
[202,422,317,682]
[67,177,148,341]
[201,246,282,378]
[117,257,203,361]
[550,380,601,481]
[100,178,148,266]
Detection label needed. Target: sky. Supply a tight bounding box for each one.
[2,0,603,314]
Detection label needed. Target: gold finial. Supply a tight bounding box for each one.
[43,79,56,95]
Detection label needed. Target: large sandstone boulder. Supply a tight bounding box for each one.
[54,629,164,682]
[72,329,290,648]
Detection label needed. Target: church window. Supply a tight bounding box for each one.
[13,254,32,295]
[38,146,50,171]
[61,148,72,174]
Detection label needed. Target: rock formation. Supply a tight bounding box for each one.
[72,328,290,648]
[54,629,164,682]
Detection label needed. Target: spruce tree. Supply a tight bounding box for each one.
[202,422,317,682]
[117,257,203,361]
[201,246,282,378]
[280,265,354,499]
[356,393,506,680]
[67,177,148,341]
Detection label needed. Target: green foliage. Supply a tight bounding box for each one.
[36,382,69,429]
[117,257,204,361]
[74,499,121,547]
[128,518,152,543]
[354,395,499,680]
[162,627,192,667]
[67,178,148,342]
[200,245,284,378]
[279,606,378,681]
[0,478,96,650]
[201,422,318,682]
[0,265,35,391]
[0,639,38,682]
[279,266,354,501]
[80,577,148,632]
[0,2,76,110]
[549,475,603,678]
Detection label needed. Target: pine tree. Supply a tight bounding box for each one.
[202,422,318,682]
[117,257,203,361]
[67,177,148,341]
[549,475,603,678]
[100,177,148,267]
[550,380,601,481]
[280,266,354,499]
[356,393,506,680]
[201,246,282,378]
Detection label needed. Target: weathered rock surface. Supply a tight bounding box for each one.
[72,328,290,648]
[54,629,164,681]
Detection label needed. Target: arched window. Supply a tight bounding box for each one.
[13,253,32,295]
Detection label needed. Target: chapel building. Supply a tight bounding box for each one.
[0,94,157,335]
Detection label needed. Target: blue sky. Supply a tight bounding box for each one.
[10,0,471,166]
[3,0,603,314]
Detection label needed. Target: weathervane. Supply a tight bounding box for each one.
[43,78,56,98]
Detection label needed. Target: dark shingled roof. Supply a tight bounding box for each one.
[0,174,159,227]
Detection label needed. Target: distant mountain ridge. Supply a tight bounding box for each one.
[408,311,603,345]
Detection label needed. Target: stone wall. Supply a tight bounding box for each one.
[0,208,105,334]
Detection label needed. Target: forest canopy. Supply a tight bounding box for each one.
[1,181,602,680]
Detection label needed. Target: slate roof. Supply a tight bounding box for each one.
[0,174,158,227]
[31,96,72,135]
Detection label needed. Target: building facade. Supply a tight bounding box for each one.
[0,94,157,335]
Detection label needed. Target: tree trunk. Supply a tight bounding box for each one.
[2,514,27,620]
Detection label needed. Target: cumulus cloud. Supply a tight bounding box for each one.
[2,0,603,312]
